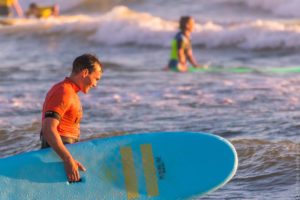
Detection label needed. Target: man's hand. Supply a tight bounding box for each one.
[42,118,86,182]
[64,158,86,182]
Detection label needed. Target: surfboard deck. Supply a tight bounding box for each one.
[170,66,300,73]
[0,18,28,25]
[0,132,238,200]
[0,15,94,26]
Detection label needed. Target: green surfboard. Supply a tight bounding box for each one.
[170,66,300,73]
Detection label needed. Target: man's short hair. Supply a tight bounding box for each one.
[72,54,103,74]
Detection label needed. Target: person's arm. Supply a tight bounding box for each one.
[176,36,189,72]
[12,0,23,17]
[177,48,188,72]
[42,118,86,182]
[52,4,59,16]
[187,48,209,69]
[187,49,199,67]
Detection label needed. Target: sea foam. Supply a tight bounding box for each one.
[1,6,300,50]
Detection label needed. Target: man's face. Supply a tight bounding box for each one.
[81,63,102,94]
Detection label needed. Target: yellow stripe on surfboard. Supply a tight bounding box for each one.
[140,144,159,197]
[120,146,139,199]
[120,144,159,199]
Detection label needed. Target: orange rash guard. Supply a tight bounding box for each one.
[42,77,82,139]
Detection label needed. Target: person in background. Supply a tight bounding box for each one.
[0,0,23,17]
[25,2,59,18]
[165,16,209,72]
[40,54,103,182]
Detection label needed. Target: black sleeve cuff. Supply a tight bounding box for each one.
[44,111,61,121]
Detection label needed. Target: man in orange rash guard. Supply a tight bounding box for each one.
[40,54,103,183]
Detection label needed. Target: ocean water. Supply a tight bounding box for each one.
[0,0,299,199]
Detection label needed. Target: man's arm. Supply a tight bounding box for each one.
[12,0,23,17]
[42,118,86,182]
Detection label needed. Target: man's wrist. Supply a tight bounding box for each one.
[62,154,73,162]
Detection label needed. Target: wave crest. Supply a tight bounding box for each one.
[1,6,300,50]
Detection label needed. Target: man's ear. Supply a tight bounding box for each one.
[81,68,89,77]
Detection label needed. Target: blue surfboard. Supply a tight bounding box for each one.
[0,132,238,200]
